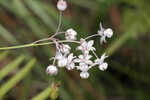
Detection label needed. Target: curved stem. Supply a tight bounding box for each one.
[91,50,99,59]
[85,34,99,40]
[0,40,80,50]
[32,32,65,44]
[56,11,62,33]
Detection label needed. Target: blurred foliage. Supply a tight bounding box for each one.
[0,0,150,100]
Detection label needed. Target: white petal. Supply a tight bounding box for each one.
[104,28,113,38]
[98,30,104,36]
[80,64,89,72]
[99,63,108,71]
[68,53,73,63]
[66,63,75,70]
[88,40,94,47]
[86,55,92,60]
[78,55,84,59]
[74,58,81,63]
[77,46,83,50]
[80,71,89,79]
[55,52,63,60]
[100,36,106,44]
[58,58,67,67]
[87,60,93,65]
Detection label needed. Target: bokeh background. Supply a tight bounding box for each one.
[0,0,150,100]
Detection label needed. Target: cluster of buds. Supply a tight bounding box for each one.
[45,0,113,79]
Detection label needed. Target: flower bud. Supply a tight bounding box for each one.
[65,28,77,40]
[46,65,58,75]
[104,28,113,38]
[57,0,67,11]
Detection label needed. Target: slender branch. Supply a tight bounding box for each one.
[32,11,63,44]
[85,34,99,40]
[56,11,62,33]
[91,50,99,59]
[0,40,80,50]
[32,32,65,44]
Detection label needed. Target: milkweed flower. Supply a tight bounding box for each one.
[77,39,95,54]
[66,53,76,70]
[65,28,77,40]
[57,0,67,11]
[95,53,108,71]
[98,23,113,44]
[46,65,58,75]
[59,44,71,54]
[45,0,114,79]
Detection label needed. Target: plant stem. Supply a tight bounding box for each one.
[85,34,99,40]
[0,40,80,50]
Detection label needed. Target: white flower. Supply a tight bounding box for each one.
[59,44,71,54]
[80,71,89,79]
[57,0,67,11]
[74,54,93,65]
[55,51,63,60]
[65,28,77,40]
[57,55,67,67]
[46,65,58,75]
[76,63,89,72]
[104,28,113,38]
[66,53,76,70]
[95,53,108,71]
[77,39,95,54]
[95,53,108,64]
[97,22,113,44]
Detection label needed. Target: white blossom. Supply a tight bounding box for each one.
[59,44,71,54]
[57,0,67,11]
[77,39,95,54]
[66,53,76,70]
[74,54,93,65]
[57,55,67,67]
[95,53,108,71]
[65,28,77,40]
[95,53,108,64]
[76,63,90,72]
[46,65,58,75]
[80,71,89,79]
[98,22,113,44]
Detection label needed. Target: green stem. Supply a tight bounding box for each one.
[0,40,80,50]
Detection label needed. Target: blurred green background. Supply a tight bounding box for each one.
[0,0,150,100]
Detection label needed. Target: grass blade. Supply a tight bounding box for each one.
[0,58,36,99]
[0,55,24,81]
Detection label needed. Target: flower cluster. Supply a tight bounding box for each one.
[45,0,113,79]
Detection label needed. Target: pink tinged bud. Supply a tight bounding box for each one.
[57,0,67,11]
[65,28,77,40]
[46,65,58,75]
[80,71,89,79]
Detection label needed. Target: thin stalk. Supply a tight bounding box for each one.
[32,32,65,44]
[0,40,80,50]
[85,34,99,40]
